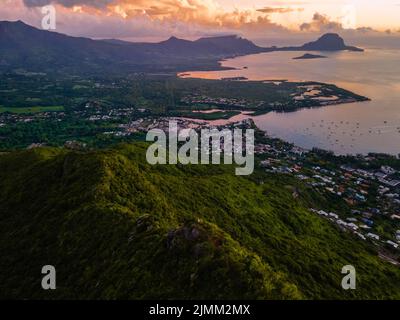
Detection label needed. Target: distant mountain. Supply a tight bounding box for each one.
[194,35,263,55]
[101,35,263,56]
[0,21,264,74]
[293,53,327,60]
[0,21,363,75]
[0,20,150,73]
[301,33,363,51]
[277,33,363,52]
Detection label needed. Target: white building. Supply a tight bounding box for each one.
[366,233,380,241]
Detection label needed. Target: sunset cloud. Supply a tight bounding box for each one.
[19,0,290,29]
[257,7,303,14]
[23,0,114,7]
[1,0,399,42]
[300,12,342,32]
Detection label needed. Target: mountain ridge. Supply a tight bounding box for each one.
[0,143,399,299]
[0,20,363,74]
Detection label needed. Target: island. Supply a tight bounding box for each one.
[293,53,327,60]
[276,33,364,52]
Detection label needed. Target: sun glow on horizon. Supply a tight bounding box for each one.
[1,0,399,40]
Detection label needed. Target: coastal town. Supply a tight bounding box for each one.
[84,112,400,258]
[3,7,400,301]
[254,128,400,260]
[1,97,399,262]
[122,116,400,260]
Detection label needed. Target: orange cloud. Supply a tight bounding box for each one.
[300,12,342,32]
[257,7,303,14]
[22,0,290,30]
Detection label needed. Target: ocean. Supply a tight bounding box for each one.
[182,48,400,156]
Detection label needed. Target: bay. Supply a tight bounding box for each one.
[182,48,400,156]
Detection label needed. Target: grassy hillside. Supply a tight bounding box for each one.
[0,143,399,299]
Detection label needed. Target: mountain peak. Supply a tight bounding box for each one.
[317,33,345,45]
[194,35,262,53]
[158,36,193,47]
[163,36,187,43]
[319,33,342,39]
[0,20,39,35]
[0,20,31,27]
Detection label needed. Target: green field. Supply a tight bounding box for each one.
[0,106,64,114]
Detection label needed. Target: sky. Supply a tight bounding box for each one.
[0,0,399,43]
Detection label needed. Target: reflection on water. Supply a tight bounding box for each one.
[182,49,400,155]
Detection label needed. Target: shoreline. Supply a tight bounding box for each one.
[174,53,383,157]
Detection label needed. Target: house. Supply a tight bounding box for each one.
[345,198,356,205]
[366,233,380,240]
[27,143,46,149]
[291,146,308,155]
[341,165,355,172]
[355,194,366,202]
[379,178,400,188]
[378,187,390,195]
[362,212,373,218]
[356,169,374,178]
[296,174,309,180]
[381,166,396,175]
[328,212,339,219]
[371,208,380,215]
[347,223,359,231]
[355,232,366,240]
[375,172,388,179]
[385,193,399,199]
[260,160,271,167]
[362,218,374,227]
[386,180,400,188]
[386,240,399,249]
[318,210,329,217]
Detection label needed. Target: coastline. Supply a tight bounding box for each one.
[173,52,397,157]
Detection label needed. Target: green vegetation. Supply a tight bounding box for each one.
[0,106,64,114]
[169,110,241,120]
[1,143,400,299]
[0,73,367,115]
[0,73,369,150]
